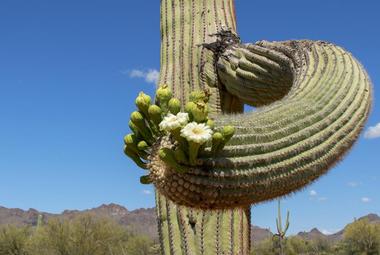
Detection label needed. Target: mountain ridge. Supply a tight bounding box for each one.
[0,204,378,244]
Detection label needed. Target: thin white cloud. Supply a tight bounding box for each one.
[321,229,333,235]
[142,190,152,195]
[347,181,360,188]
[126,69,160,84]
[129,69,145,78]
[145,70,160,84]
[364,123,380,139]
[309,190,327,202]
[361,197,371,203]
[321,228,339,235]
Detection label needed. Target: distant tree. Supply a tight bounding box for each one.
[25,213,160,255]
[122,234,157,255]
[0,225,31,255]
[251,237,275,255]
[284,236,309,255]
[342,219,380,255]
[28,214,131,255]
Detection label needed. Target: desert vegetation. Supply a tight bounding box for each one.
[0,213,379,255]
[252,218,380,255]
[0,214,158,255]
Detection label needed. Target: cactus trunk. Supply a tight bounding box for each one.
[158,0,243,114]
[156,0,251,254]
[156,192,251,255]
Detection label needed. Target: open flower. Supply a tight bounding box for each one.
[181,122,213,144]
[159,112,189,131]
[176,112,189,125]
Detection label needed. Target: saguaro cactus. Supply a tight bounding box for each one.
[124,0,372,254]
[275,200,290,255]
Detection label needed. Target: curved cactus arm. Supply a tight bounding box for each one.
[152,40,372,209]
[217,40,293,107]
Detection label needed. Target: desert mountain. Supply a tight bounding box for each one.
[0,204,378,244]
[296,213,380,242]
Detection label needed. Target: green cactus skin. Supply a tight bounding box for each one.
[135,0,372,254]
[155,192,251,255]
[152,39,372,209]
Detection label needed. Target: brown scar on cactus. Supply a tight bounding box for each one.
[123,0,372,254]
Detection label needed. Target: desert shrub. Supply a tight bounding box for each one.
[26,214,158,255]
[0,225,31,255]
[341,219,380,255]
[29,214,131,255]
[121,234,157,255]
[284,236,310,255]
[252,235,335,255]
[251,237,276,255]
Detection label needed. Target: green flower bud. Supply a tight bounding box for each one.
[124,134,139,152]
[168,98,181,115]
[185,101,196,121]
[222,125,235,141]
[174,148,188,165]
[148,105,163,125]
[159,148,188,173]
[124,134,148,159]
[217,125,235,151]
[206,119,215,129]
[129,120,140,137]
[130,111,145,127]
[191,102,208,123]
[211,132,224,155]
[189,90,210,103]
[124,146,147,169]
[130,111,153,143]
[156,85,172,113]
[135,92,151,117]
[137,140,149,151]
[140,175,152,185]
[188,141,201,166]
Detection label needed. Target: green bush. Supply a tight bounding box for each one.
[0,214,158,255]
[4,213,378,255]
[342,219,380,255]
[252,235,334,255]
[0,225,31,255]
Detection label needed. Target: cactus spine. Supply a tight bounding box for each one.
[123,0,372,254]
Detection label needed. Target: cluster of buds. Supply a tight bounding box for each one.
[124,85,235,184]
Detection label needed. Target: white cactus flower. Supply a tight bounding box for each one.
[159,112,189,131]
[181,122,213,144]
[176,112,189,126]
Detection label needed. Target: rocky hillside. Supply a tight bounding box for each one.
[1,204,378,244]
[297,213,380,242]
[0,203,157,239]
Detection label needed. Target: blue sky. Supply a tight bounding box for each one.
[0,0,379,235]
